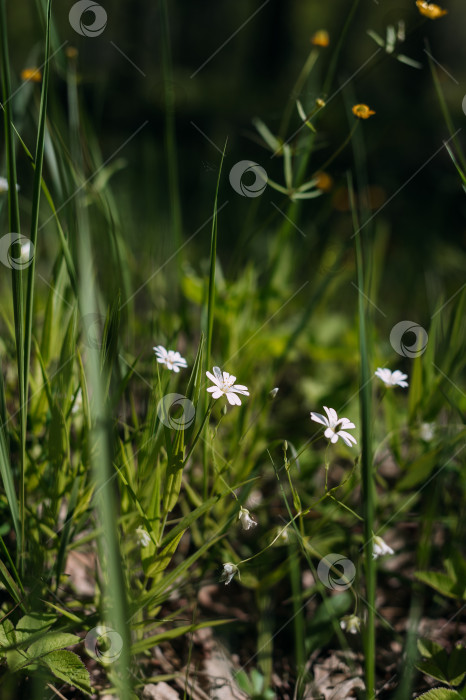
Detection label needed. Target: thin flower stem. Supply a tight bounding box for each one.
[324,444,330,491]
[184,400,214,467]
[317,122,358,174]
[349,171,376,697]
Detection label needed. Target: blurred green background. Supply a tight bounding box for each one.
[2,0,466,329]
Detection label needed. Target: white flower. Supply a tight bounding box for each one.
[220,562,239,585]
[238,506,257,531]
[0,176,20,193]
[372,535,394,559]
[206,366,249,406]
[71,388,83,414]
[375,368,408,388]
[340,614,361,634]
[273,526,290,545]
[420,422,435,442]
[136,527,151,547]
[269,387,279,399]
[310,406,357,447]
[153,345,187,373]
[20,241,33,262]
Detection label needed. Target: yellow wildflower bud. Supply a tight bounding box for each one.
[311,30,329,47]
[415,1,448,19]
[20,68,42,83]
[352,104,376,119]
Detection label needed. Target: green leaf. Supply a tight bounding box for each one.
[0,618,15,648]
[42,649,92,695]
[415,571,466,600]
[15,614,57,644]
[28,632,80,658]
[398,448,441,490]
[416,690,462,700]
[144,529,185,578]
[418,638,445,660]
[0,557,25,611]
[305,592,352,654]
[416,659,448,684]
[446,646,466,686]
[6,649,30,672]
[130,619,229,655]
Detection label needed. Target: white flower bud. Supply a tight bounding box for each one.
[136,528,151,548]
[372,535,394,559]
[340,614,361,634]
[238,506,257,531]
[220,562,239,585]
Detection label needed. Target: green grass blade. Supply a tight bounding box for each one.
[0,0,24,567]
[24,0,53,411]
[203,143,227,499]
[349,172,376,698]
[67,51,132,699]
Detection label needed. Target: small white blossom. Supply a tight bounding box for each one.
[153,345,187,373]
[20,241,32,263]
[372,535,394,559]
[136,528,151,547]
[269,387,279,399]
[238,506,257,531]
[273,526,290,545]
[0,176,20,193]
[71,388,83,414]
[206,366,249,406]
[420,422,435,442]
[310,406,357,447]
[375,368,408,388]
[220,562,239,585]
[340,614,361,634]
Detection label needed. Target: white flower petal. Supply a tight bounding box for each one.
[233,385,249,395]
[338,431,357,446]
[310,412,328,426]
[323,406,338,425]
[226,392,241,406]
[213,366,223,382]
[206,370,220,386]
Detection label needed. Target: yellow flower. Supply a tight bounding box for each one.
[314,171,333,192]
[21,68,42,83]
[311,30,329,47]
[316,98,326,108]
[352,104,376,119]
[416,1,448,19]
[65,46,79,59]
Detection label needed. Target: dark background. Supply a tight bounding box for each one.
[4,0,466,319]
